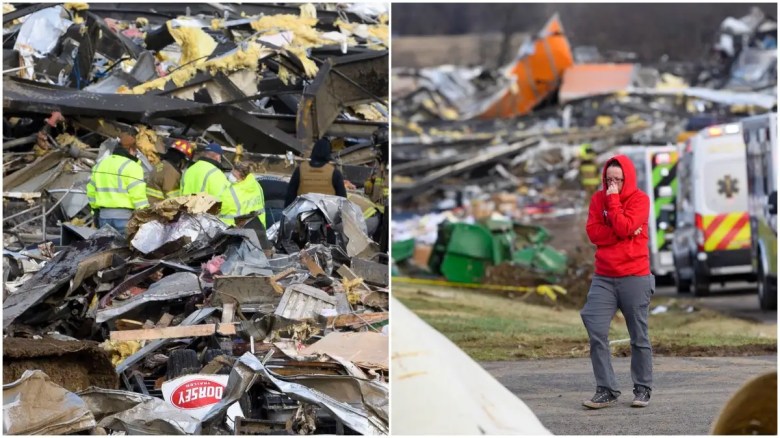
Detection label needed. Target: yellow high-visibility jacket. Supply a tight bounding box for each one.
[220,174,266,227]
[86,152,148,210]
[180,158,229,199]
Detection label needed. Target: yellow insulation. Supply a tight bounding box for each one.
[101,340,143,366]
[286,46,318,77]
[134,125,160,164]
[125,43,272,94]
[64,3,90,11]
[250,14,330,48]
[167,21,218,66]
[299,3,317,19]
[335,20,389,47]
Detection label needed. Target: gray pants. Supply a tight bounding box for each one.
[580,274,655,393]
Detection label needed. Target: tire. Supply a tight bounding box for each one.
[692,262,710,297]
[166,349,201,380]
[674,267,691,293]
[757,263,777,311]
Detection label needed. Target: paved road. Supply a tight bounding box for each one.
[483,356,776,435]
[654,281,776,324]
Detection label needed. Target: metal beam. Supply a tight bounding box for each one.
[296,51,388,154]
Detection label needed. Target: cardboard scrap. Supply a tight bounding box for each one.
[300,331,388,370]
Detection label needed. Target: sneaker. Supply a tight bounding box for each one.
[582,386,620,409]
[631,385,651,407]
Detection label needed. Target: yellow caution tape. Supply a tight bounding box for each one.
[392,277,567,301]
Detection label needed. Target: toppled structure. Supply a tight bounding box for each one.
[4,2,388,245]
[3,3,388,435]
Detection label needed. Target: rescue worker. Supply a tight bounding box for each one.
[220,161,267,228]
[284,138,347,207]
[180,142,230,200]
[86,131,148,234]
[221,162,273,254]
[579,143,600,193]
[146,138,194,204]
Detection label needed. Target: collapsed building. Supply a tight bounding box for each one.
[3,3,389,435]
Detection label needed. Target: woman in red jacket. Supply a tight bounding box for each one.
[581,154,655,409]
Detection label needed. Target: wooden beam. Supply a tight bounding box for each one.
[156,313,174,328]
[221,303,235,324]
[110,323,237,342]
[327,312,388,329]
[270,267,296,294]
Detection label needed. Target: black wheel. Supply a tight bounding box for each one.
[674,267,691,293]
[757,263,777,311]
[692,262,710,297]
[166,349,201,380]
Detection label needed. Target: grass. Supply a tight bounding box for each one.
[395,285,777,361]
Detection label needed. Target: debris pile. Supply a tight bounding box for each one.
[391,9,776,308]
[3,2,389,245]
[3,3,388,435]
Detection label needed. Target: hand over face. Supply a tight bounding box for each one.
[606,182,619,195]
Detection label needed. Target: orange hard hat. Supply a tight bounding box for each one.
[170,139,194,159]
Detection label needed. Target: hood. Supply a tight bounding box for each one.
[310,138,332,163]
[602,154,638,201]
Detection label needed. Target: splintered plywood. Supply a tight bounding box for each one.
[301,331,388,370]
[274,284,336,321]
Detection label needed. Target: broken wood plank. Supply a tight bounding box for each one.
[271,267,296,282]
[327,312,388,329]
[115,319,145,331]
[110,323,237,342]
[300,250,326,276]
[336,265,371,292]
[156,313,174,328]
[270,267,296,294]
[222,303,235,324]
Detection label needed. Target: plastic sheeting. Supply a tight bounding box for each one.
[131,213,227,254]
[3,370,96,435]
[272,194,367,243]
[13,6,72,57]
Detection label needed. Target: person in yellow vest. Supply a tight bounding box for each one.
[220,162,267,228]
[284,138,347,207]
[86,131,148,234]
[146,138,194,204]
[580,143,600,193]
[180,142,230,202]
[221,162,273,253]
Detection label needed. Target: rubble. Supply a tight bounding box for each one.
[391,8,776,308]
[3,3,388,435]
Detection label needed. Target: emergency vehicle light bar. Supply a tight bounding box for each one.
[705,124,740,137]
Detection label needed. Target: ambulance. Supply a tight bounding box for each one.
[614,146,679,279]
[742,113,777,310]
[671,123,755,296]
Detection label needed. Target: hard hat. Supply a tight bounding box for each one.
[171,139,194,159]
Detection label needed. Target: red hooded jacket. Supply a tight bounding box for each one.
[586,155,651,277]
